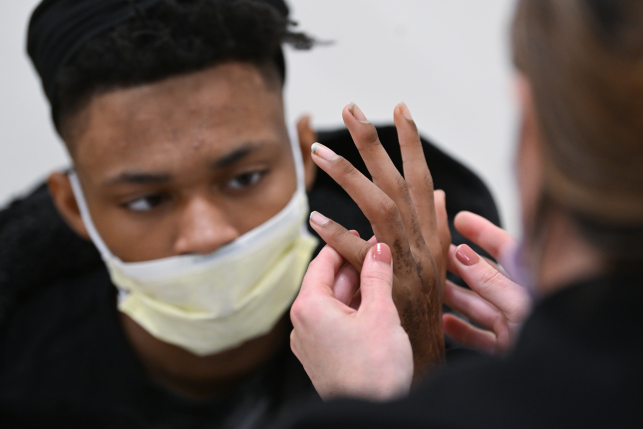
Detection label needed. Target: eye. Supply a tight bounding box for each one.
[227,170,265,190]
[123,194,169,212]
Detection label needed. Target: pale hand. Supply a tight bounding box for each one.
[443,211,533,354]
[290,242,413,401]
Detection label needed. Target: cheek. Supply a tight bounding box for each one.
[88,198,179,262]
[230,159,298,235]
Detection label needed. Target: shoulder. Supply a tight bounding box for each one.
[0,268,117,405]
[0,182,103,327]
[0,267,114,359]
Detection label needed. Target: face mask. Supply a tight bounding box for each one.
[69,127,319,356]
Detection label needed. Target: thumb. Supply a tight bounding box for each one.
[359,243,394,308]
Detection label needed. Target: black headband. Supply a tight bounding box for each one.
[27,0,290,105]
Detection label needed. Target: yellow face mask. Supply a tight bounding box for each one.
[69,128,318,356]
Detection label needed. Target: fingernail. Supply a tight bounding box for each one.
[311,143,337,161]
[435,189,446,204]
[399,102,413,121]
[372,243,392,266]
[348,102,370,124]
[455,244,479,266]
[309,211,330,226]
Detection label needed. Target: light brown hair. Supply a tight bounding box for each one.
[512,0,643,261]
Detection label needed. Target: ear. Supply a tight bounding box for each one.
[297,115,318,191]
[47,171,91,240]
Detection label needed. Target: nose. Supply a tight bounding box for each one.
[173,196,239,256]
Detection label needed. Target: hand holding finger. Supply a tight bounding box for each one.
[309,211,374,273]
[333,263,360,306]
[290,243,413,401]
[310,142,413,266]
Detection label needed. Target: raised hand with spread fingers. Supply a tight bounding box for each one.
[291,102,450,382]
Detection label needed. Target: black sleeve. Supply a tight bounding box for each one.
[0,183,102,327]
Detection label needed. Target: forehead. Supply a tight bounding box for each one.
[71,63,286,175]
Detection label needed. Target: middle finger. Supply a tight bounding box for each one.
[343,103,427,253]
[310,143,415,270]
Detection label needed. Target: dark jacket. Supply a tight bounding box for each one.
[0,126,500,428]
[287,270,643,429]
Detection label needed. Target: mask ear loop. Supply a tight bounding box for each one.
[68,171,114,261]
[288,124,307,193]
[69,171,132,302]
[287,124,315,239]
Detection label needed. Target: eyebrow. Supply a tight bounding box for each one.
[104,144,258,186]
[210,145,255,170]
[106,172,172,186]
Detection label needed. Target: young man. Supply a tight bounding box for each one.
[0,0,499,427]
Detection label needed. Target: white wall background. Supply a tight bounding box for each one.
[0,0,520,235]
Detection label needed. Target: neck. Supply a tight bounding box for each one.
[535,210,607,296]
[119,312,289,398]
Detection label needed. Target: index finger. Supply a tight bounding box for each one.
[454,211,517,263]
[309,211,374,273]
[310,142,414,268]
[449,244,530,322]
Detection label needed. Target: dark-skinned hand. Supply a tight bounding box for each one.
[296,102,450,381]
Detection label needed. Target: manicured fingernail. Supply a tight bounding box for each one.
[456,244,479,266]
[399,102,413,121]
[348,102,370,124]
[311,142,337,161]
[372,243,392,266]
[309,211,330,226]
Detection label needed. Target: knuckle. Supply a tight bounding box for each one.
[357,243,372,265]
[289,298,307,325]
[477,268,506,289]
[378,197,400,222]
[328,222,352,243]
[421,170,435,190]
[290,332,300,356]
[364,268,392,285]
[407,170,434,194]
[337,156,361,181]
[394,175,410,198]
[399,134,422,152]
[356,126,380,147]
[305,258,320,274]
[512,295,533,319]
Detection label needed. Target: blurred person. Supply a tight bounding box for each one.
[0,0,500,427]
[288,0,643,427]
